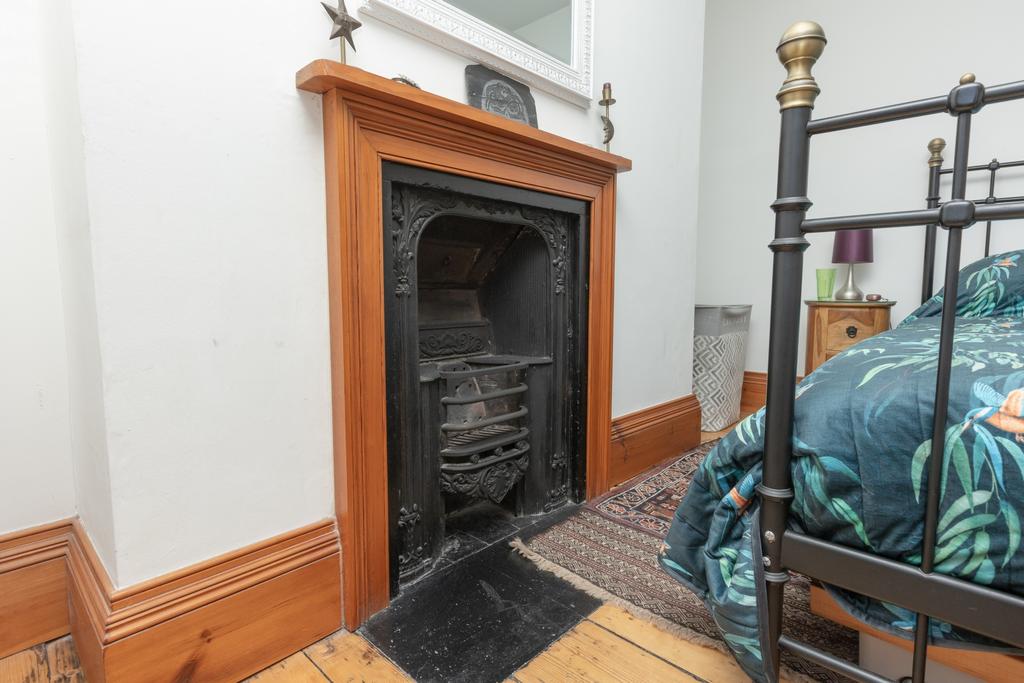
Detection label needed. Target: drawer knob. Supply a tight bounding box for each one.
[846,325,858,339]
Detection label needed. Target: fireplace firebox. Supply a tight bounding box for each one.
[382,164,590,590]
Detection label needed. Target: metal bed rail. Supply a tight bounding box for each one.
[762,21,1024,683]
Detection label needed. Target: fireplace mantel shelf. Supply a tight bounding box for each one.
[296,60,631,173]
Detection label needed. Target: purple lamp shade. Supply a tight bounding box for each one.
[832,229,874,264]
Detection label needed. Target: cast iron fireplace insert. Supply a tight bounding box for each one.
[382,163,590,592]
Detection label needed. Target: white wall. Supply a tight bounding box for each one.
[12,0,704,585]
[596,2,705,416]
[67,0,342,585]
[35,0,120,575]
[0,3,77,534]
[697,0,1024,373]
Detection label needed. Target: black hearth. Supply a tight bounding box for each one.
[382,164,589,591]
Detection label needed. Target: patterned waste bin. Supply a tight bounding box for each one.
[693,305,752,431]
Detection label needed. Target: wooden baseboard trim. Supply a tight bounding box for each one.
[608,394,701,486]
[2,518,341,682]
[0,520,75,658]
[811,585,1024,683]
[740,371,767,415]
[741,371,806,416]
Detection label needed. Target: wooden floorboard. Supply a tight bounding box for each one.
[1,607,759,683]
[586,605,748,682]
[43,637,84,683]
[0,643,49,683]
[244,652,328,682]
[0,636,84,683]
[512,618,697,682]
[509,603,764,683]
[303,630,410,682]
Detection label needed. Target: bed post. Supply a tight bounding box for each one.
[759,21,826,681]
[921,138,944,303]
[910,72,984,683]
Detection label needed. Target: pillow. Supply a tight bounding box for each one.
[904,249,1024,322]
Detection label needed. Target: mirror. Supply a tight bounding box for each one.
[361,0,593,107]
[444,0,572,64]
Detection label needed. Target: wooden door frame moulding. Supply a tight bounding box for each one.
[297,60,631,629]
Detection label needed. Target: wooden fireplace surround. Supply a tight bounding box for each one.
[297,60,631,629]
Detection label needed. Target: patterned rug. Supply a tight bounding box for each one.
[514,440,859,683]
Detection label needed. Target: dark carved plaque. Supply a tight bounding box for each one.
[465,65,538,128]
[419,328,488,359]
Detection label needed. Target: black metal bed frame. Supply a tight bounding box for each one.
[922,139,1024,302]
[761,21,1024,683]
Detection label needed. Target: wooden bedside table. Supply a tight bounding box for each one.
[805,299,896,374]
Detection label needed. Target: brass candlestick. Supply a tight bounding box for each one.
[599,82,616,151]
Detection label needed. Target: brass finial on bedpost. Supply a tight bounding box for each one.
[776,21,827,110]
[928,138,946,167]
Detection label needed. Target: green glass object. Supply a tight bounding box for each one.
[816,268,836,300]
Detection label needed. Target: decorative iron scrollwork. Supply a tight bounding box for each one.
[521,206,570,295]
[544,483,569,512]
[390,186,458,297]
[390,183,571,297]
[441,441,530,503]
[397,504,424,574]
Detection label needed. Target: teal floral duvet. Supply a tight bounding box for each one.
[659,252,1024,681]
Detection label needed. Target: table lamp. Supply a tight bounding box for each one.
[832,229,873,300]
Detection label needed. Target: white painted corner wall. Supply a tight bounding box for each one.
[3,0,706,586]
[697,0,1024,374]
[0,2,77,535]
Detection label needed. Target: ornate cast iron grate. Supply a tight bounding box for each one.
[381,163,590,590]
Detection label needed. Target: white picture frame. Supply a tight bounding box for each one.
[360,0,594,107]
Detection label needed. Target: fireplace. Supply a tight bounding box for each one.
[297,60,628,626]
[382,164,589,590]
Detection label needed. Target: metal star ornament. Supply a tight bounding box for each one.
[321,0,362,62]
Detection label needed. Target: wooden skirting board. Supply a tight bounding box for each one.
[811,585,1024,683]
[0,520,74,659]
[609,394,701,486]
[741,371,768,414]
[0,518,341,682]
[740,371,805,416]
